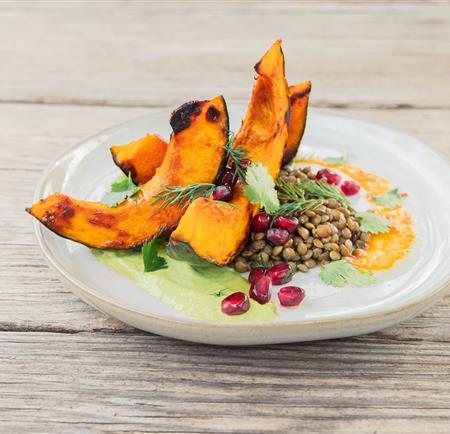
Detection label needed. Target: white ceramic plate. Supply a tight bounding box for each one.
[32,105,450,345]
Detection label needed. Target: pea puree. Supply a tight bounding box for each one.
[93,248,276,322]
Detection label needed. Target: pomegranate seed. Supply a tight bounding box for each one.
[266,228,290,246]
[242,159,251,167]
[226,160,235,170]
[278,286,305,307]
[221,292,250,315]
[341,180,360,196]
[316,168,342,185]
[273,215,298,233]
[248,267,266,285]
[249,275,271,304]
[213,185,232,202]
[218,169,235,188]
[266,263,294,285]
[251,213,271,233]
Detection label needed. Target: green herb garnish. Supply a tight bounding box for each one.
[319,260,376,287]
[324,150,348,165]
[224,133,248,181]
[357,212,391,234]
[210,288,230,298]
[276,177,354,213]
[244,163,280,214]
[373,188,402,208]
[101,173,140,207]
[142,238,168,272]
[152,183,215,208]
[299,179,355,212]
[251,257,269,269]
[272,199,324,217]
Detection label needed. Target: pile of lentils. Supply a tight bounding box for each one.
[231,165,370,274]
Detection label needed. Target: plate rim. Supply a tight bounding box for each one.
[32,107,450,331]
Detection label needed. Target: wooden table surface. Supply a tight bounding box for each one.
[2,2,449,433]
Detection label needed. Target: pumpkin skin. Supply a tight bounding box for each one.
[111,134,168,185]
[283,80,312,165]
[168,40,289,266]
[27,96,229,249]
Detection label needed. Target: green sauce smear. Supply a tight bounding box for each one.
[93,248,276,322]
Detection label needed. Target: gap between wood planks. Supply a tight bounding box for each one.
[0,98,448,110]
[0,324,449,345]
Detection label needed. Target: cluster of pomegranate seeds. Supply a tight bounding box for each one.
[316,168,361,197]
[273,215,299,233]
[249,275,271,304]
[278,286,305,307]
[266,263,294,285]
[213,185,232,201]
[316,168,341,185]
[341,180,360,196]
[221,292,249,315]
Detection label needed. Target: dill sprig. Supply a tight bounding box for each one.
[273,198,324,217]
[224,133,248,181]
[275,177,355,215]
[152,183,215,208]
[298,179,355,212]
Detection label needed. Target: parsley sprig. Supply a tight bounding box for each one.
[142,238,168,272]
[152,183,216,208]
[373,188,402,208]
[319,260,376,287]
[244,163,280,214]
[101,173,140,207]
[357,212,391,234]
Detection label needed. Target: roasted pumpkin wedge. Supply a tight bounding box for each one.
[111,134,168,185]
[111,82,311,186]
[168,40,289,266]
[27,96,229,249]
[283,80,312,165]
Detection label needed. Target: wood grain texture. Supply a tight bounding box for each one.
[1,1,450,433]
[0,2,449,109]
[1,331,450,434]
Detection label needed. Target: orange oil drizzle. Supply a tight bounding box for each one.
[297,158,415,271]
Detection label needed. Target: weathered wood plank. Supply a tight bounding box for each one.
[0,331,449,433]
[1,2,449,108]
[0,102,449,342]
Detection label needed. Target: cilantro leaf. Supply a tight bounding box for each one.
[357,212,391,234]
[244,163,280,214]
[142,239,168,272]
[319,260,376,287]
[373,188,402,208]
[102,173,140,207]
[324,150,348,165]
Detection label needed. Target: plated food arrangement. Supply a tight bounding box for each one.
[29,40,448,338]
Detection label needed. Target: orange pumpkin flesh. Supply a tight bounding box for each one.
[111,134,168,185]
[27,96,229,249]
[168,40,289,266]
[283,81,312,165]
[110,82,310,186]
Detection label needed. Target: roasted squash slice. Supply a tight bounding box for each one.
[283,80,312,165]
[27,96,229,249]
[168,40,289,266]
[111,82,311,186]
[111,134,168,185]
